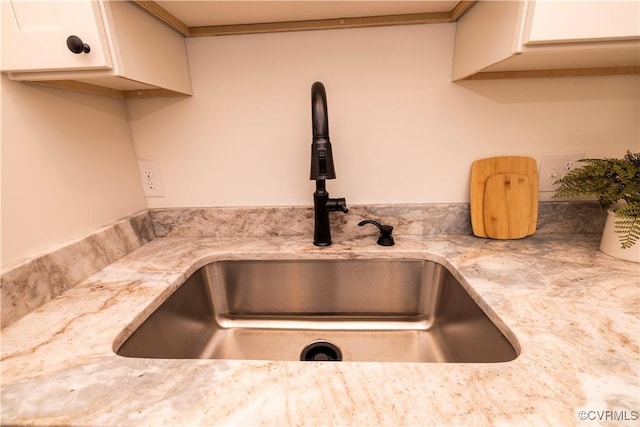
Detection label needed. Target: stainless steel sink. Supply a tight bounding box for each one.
[116,259,518,363]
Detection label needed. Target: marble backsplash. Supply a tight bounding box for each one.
[151,201,606,238]
[1,201,605,328]
[0,211,155,328]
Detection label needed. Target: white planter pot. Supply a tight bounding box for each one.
[599,209,640,263]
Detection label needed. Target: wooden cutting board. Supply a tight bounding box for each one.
[470,156,538,239]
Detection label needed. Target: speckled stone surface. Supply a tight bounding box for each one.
[0,211,154,328]
[1,231,637,426]
[150,201,606,238]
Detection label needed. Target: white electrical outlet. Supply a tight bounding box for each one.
[137,160,165,197]
[538,152,586,192]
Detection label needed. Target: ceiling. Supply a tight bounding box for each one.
[155,1,461,27]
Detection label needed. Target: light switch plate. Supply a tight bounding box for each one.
[137,160,165,197]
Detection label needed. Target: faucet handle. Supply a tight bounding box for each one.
[358,220,394,246]
[336,198,348,213]
[326,197,348,213]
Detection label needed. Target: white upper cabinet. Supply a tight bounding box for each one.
[523,1,639,45]
[452,0,640,80]
[1,0,192,97]
[1,1,112,72]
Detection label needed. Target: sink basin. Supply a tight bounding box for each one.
[116,259,518,363]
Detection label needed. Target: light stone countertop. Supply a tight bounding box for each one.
[1,234,638,426]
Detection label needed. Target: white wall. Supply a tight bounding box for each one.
[127,23,639,208]
[1,75,147,268]
[1,23,637,267]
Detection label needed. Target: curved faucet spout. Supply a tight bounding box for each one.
[311,81,329,139]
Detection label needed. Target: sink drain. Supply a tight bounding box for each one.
[300,340,342,361]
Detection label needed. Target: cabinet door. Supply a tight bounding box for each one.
[1,0,112,72]
[523,0,640,45]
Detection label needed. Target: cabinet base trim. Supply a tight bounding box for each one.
[29,80,124,98]
[462,66,640,80]
[28,80,191,99]
[122,88,190,99]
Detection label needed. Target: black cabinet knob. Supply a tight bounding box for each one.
[66,35,90,54]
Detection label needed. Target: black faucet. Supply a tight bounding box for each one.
[310,82,348,246]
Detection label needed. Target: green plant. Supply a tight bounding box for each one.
[553,151,640,249]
